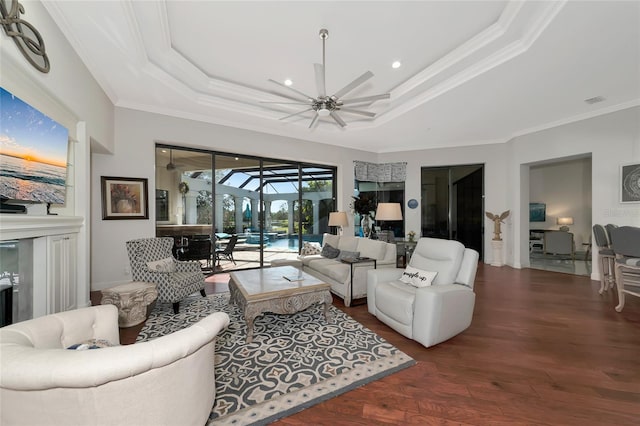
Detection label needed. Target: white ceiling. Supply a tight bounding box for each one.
[44,1,640,153]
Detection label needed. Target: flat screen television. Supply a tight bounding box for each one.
[0,87,69,206]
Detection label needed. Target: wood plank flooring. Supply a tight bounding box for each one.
[92,264,640,425]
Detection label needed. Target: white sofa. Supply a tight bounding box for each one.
[0,305,229,426]
[299,233,396,307]
[367,237,479,348]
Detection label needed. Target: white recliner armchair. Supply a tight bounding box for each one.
[0,305,230,426]
[367,237,479,348]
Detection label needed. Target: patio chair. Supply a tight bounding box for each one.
[126,237,206,314]
[609,226,640,312]
[179,235,213,270]
[215,235,238,266]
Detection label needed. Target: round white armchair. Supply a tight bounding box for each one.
[0,305,229,426]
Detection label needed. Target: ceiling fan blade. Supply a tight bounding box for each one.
[260,101,311,105]
[340,93,390,105]
[268,79,314,101]
[332,71,374,99]
[314,63,326,97]
[339,108,376,118]
[309,114,320,128]
[330,111,347,127]
[280,108,313,120]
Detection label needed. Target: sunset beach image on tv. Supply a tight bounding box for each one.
[0,87,69,204]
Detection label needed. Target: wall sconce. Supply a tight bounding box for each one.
[328,211,348,235]
[557,217,574,232]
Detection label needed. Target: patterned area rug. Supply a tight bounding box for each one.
[137,293,415,425]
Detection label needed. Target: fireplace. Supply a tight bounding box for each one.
[0,239,33,326]
[0,215,83,322]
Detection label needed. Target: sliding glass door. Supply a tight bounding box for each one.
[155,145,336,273]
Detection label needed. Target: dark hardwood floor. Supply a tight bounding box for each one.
[91,264,640,425]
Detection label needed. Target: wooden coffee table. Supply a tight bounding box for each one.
[228,266,332,343]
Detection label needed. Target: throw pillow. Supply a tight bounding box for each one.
[338,250,361,261]
[301,241,321,255]
[67,338,115,350]
[399,265,438,288]
[146,257,176,273]
[320,243,340,259]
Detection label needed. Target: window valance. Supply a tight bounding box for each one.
[354,161,407,182]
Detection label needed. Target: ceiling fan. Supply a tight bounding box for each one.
[166,149,177,170]
[262,29,390,128]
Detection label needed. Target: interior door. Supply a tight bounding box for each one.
[421,165,484,260]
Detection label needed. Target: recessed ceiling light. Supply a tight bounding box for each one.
[392,61,402,69]
[284,79,293,86]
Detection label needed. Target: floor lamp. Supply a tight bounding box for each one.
[328,211,348,235]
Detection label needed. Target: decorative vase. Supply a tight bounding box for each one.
[361,214,372,238]
[115,198,134,213]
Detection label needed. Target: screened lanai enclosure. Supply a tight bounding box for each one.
[155,146,336,273]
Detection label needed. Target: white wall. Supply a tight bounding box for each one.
[0,0,114,308]
[90,107,377,290]
[510,107,640,279]
[380,107,639,279]
[380,144,509,264]
[530,157,592,247]
[93,106,638,289]
[1,1,114,152]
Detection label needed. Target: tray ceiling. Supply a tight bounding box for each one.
[43,1,640,153]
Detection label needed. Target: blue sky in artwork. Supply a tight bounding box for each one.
[0,87,69,167]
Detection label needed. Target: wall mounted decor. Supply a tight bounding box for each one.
[407,199,419,209]
[529,203,546,222]
[0,0,50,73]
[101,176,149,220]
[620,163,640,203]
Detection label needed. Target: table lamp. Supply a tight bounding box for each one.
[557,217,573,232]
[328,211,348,235]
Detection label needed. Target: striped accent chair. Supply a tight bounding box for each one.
[126,237,206,314]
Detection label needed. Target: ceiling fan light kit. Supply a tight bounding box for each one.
[263,28,390,128]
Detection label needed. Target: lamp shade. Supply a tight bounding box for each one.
[375,203,403,221]
[328,211,348,227]
[557,217,574,225]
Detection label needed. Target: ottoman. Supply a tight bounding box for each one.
[270,258,302,268]
[101,282,158,327]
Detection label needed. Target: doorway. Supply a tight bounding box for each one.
[421,165,484,259]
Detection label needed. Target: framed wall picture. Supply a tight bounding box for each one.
[529,203,546,222]
[101,176,149,220]
[620,163,640,203]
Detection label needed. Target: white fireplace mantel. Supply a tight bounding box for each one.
[0,215,84,241]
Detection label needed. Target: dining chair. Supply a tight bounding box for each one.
[609,226,640,312]
[592,224,616,294]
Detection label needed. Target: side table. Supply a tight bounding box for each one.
[340,257,376,306]
[404,241,417,264]
[101,282,158,327]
